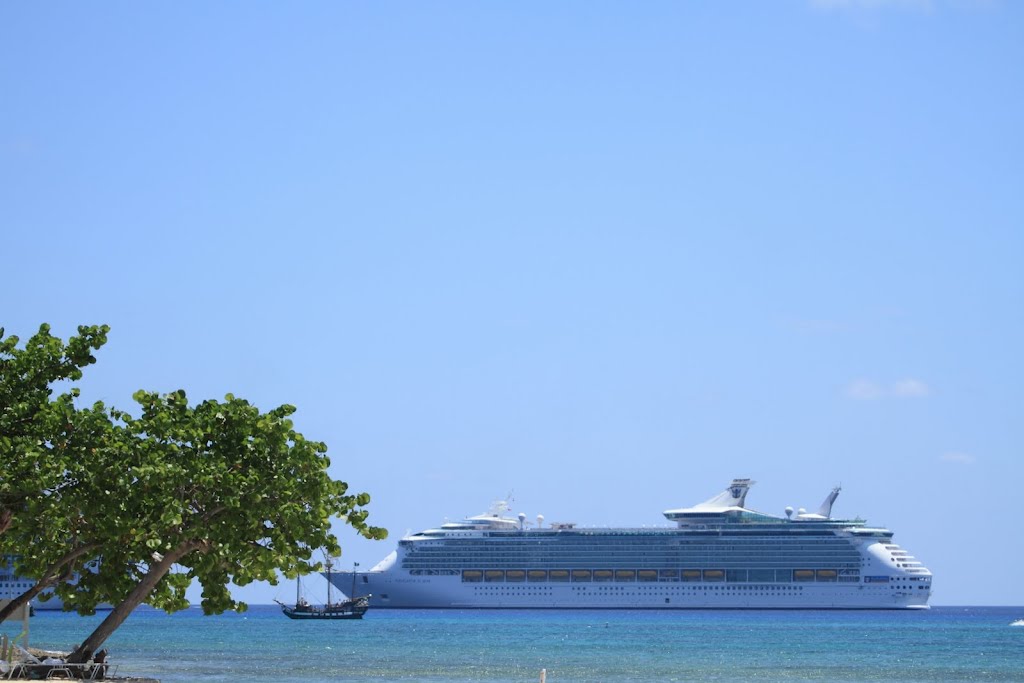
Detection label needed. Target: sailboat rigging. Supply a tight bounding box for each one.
[275,558,369,620]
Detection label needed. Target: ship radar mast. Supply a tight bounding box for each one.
[816,485,841,519]
[794,485,842,520]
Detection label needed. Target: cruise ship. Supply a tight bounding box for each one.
[326,479,932,609]
[1,557,60,612]
[1,557,111,612]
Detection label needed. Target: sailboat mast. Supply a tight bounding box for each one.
[326,559,332,606]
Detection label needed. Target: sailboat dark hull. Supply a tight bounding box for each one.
[276,597,370,620]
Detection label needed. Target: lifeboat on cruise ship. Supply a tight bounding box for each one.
[549,570,570,582]
[794,569,815,581]
[462,570,483,582]
[638,570,658,581]
[528,570,547,582]
[573,570,593,581]
[615,570,636,581]
[485,570,505,582]
[506,570,525,582]
[593,570,612,581]
[816,569,837,580]
[682,570,701,581]
[703,570,724,581]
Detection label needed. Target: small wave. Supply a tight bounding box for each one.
[1010,620,1024,627]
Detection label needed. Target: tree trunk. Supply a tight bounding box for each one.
[68,541,202,664]
[0,543,98,623]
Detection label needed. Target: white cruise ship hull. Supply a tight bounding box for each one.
[332,571,930,610]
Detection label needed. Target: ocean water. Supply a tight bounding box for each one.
[5,606,1023,682]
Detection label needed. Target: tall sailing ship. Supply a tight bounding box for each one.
[276,559,369,620]
[326,479,932,610]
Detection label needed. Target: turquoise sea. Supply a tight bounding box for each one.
[5,606,1024,682]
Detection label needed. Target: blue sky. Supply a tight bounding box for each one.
[2,1,1021,606]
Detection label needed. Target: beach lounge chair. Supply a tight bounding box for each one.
[5,644,41,679]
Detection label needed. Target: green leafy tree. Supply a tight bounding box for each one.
[0,323,112,622]
[0,396,195,624]
[1,324,383,658]
[0,324,187,624]
[67,389,386,663]
[0,399,121,623]
[0,323,109,536]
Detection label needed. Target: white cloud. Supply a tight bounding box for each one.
[939,452,976,464]
[846,379,885,400]
[844,377,931,400]
[891,379,930,397]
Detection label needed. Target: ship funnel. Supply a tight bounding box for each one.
[728,478,755,507]
[690,478,756,510]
